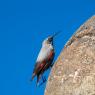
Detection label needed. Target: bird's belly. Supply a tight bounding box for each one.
[37,48,53,62]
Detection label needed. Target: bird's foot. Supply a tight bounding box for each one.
[42,76,46,83]
[38,76,46,86]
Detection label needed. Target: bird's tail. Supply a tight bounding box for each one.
[30,73,36,81]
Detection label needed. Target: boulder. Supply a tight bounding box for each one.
[45,15,95,95]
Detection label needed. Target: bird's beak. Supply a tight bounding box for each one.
[52,31,61,38]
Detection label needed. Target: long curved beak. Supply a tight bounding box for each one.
[52,31,62,38]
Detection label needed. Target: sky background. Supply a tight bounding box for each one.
[0,0,95,95]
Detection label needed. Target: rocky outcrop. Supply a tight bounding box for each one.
[45,15,95,95]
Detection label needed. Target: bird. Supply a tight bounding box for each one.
[31,31,61,86]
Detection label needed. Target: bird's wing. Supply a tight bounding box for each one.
[33,46,54,75]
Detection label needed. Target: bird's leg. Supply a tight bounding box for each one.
[50,64,53,68]
[50,62,55,69]
[42,76,46,83]
[38,63,48,86]
[39,75,46,86]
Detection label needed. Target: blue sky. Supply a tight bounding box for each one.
[0,0,95,95]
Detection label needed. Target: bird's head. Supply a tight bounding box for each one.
[43,36,53,45]
[42,31,61,45]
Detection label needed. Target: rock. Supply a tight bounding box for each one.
[44,15,95,95]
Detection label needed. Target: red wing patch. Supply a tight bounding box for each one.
[35,51,54,74]
[48,51,54,60]
[39,60,46,69]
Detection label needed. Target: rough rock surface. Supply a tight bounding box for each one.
[45,15,95,95]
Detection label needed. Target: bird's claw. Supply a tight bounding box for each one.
[42,76,46,83]
[38,76,46,86]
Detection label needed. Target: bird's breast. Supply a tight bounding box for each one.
[36,45,54,62]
